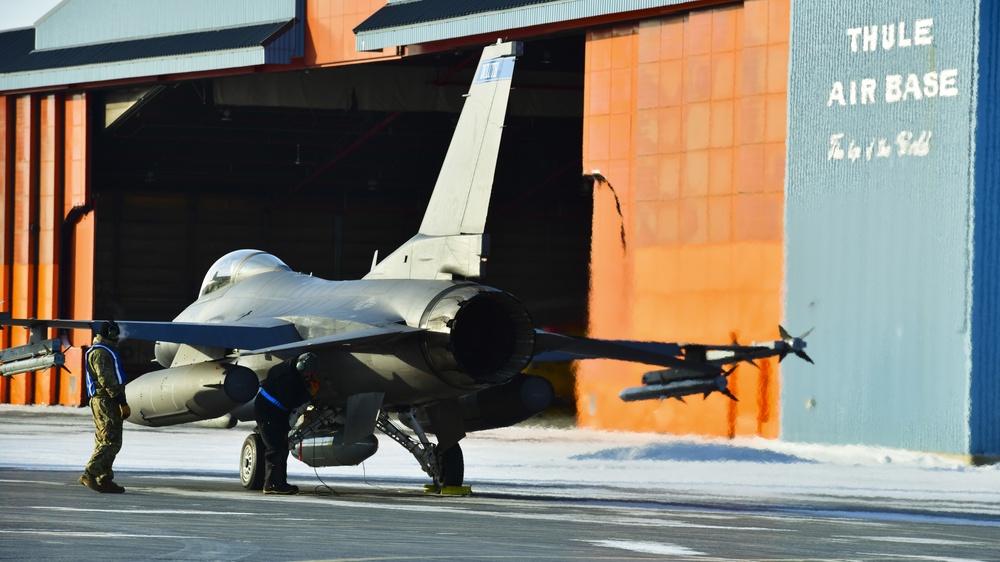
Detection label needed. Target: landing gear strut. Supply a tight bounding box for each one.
[376,409,465,492]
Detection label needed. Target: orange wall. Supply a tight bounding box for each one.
[578,0,789,438]
[306,0,400,66]
[61,93,93,406]
[34,95,63,405]
[10,95,38,405]
[0,93,93,406]
[0,96,11,402]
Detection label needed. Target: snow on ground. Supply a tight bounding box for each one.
[1,404,998,518]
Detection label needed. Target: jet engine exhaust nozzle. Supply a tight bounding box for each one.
[421,286,535,388]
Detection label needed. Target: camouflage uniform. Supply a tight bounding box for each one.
[81,332,129,493]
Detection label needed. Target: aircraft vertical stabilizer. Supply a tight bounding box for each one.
[365,40,522,281]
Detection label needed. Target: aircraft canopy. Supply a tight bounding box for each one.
[199,249,291,297]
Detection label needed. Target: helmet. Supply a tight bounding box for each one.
[295,352,317,375]
[99,320,121,342]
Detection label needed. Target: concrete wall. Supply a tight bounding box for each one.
[783,1,991,457]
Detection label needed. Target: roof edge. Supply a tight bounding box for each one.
[354,0,693,51]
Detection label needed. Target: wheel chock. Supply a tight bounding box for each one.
[423,484,473,496]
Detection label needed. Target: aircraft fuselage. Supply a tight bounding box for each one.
[156,270,536,408]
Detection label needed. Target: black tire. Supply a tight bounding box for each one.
[240,433,265,490]
[439,442,464,487]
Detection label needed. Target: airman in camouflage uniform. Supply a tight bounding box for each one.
[78,321,130,494]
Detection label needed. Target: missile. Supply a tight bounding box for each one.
[619,373,734,402]
[618,325,813,404]
[0,352,65,377]
[0,337,67,377]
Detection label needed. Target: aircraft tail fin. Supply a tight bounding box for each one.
[364,40,521,280]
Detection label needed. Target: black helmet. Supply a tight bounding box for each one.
[99,320,121,341]
[295,352,317,374]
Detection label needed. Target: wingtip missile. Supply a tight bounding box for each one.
[0,338,66,377]
[778,325,813,364]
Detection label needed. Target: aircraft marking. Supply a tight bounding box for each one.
[474,57,514,84]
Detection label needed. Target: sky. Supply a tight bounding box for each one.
[0,0,62,31]
[2,403,999,523]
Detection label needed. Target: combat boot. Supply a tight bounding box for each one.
[78,473,101,493]
[97,478,126,494]
[263,483,299,495]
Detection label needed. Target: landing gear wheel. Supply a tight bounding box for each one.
[240,433,265,490]
[438,442,464,488]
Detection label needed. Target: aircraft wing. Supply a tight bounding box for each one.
[532,330,697,371]
[532,327,811,403]
[2,311,426,366]
[0,314,301,351]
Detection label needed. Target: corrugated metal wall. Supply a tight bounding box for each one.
[0,93,93,406]
[784,1,982,455]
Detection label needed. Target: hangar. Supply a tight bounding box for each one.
[1,0,998,462]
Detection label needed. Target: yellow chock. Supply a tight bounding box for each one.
[423,484,473,496]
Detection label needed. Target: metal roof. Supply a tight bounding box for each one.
[354,0,562,32]
[0,23,291,74]
[353,0,691,51]
[0,21,296,92]
[34,0,300,51]
[0,0,304,94]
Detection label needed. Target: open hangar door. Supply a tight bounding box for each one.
[89,35,589,413]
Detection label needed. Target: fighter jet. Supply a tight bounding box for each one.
[0,40,809,492]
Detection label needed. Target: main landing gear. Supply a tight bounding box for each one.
[376,409,468,494]
[237,409,468,494]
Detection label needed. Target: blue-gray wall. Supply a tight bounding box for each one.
[783,0,994,456]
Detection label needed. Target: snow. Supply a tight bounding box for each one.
[1,403,998,521]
